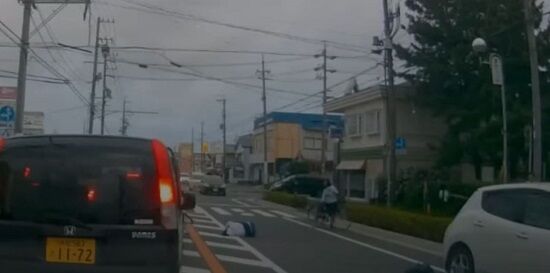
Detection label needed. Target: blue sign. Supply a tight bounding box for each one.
[0,106,15,123]
[329,127,344,139]
[395,137,407,150]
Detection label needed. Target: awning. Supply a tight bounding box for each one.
[336,160,366,170]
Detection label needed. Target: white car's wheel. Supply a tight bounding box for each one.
[446,246,475,273]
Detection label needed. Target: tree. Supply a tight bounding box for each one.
[395,0,550,180]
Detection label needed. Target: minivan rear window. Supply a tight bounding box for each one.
[0,137,160,225]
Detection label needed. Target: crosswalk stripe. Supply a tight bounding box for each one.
[187,212,207,218]
[198,231,237,240]
[251,209,275,217]
[270,210,297,218]
[194,207,207,214]
[231,208,245,213]
[193,224,224,231]
[180,265,211,273]
[241,212,254,216]
[232,199,251,207]
[211,207,231,216]
[183,250,268,267]
[183,238,248,251]
[192,218,217,224]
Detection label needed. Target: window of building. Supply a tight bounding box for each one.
[365,110,380,135]
[303,137,322,150]
[346,113,362,137]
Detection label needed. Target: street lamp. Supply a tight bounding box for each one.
[472,37,508,183]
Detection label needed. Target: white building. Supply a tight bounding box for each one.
[325,84,446,202]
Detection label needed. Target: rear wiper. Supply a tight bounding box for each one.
[35,213,93,231]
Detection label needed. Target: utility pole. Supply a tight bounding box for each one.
[191,127,195,172]
[15,0,89,134]
[257,54,270,184]
[88,18,113,134]
[383,0,399,206]
[14,0,32,134]
[218,97,227,182]
[118,98,157,136]
[120,98,127,136]
[315,42,337,175]
[523,0,543,181]
[88,17,101,134]
[201,121,205,173]
[100,43,110,135]
[321,43,328,175]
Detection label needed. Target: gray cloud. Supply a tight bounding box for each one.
[1,0,384,146]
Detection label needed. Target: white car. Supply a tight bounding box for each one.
[444,183,550,273]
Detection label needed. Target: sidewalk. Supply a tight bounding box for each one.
[258,197,443,258]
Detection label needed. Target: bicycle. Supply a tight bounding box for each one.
[306,197,351,229]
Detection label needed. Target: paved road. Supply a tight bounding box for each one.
[182,185,444,273]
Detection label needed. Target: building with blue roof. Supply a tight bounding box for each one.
[249,112,344,183]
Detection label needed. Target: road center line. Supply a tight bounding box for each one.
[183,238,248,251]
[282,217,445,273]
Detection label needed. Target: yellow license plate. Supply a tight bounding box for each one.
[45,237,96,264]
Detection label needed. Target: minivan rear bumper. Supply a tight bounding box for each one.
[0,260,177,273]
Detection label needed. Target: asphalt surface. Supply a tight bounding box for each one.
[182,185,444,273]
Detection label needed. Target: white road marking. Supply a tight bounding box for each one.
[232,199,252,207]
[211,207,232,216]
[194,207,206,213]
[183,250,268,267]
[197,206,289,273]
[283,217,445,273]
[231,208,245,213]
[180,265,211,273]
[251,209,276,217]
[241,212,254,216]
[193,224,224,231]
[199,203,259,208]
[192,218,217,224]
[187,212,208,218]
[270,210,297,218]
[182,238,248,251]
[198,231,238,240]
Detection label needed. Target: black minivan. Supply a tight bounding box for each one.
[0,135,193,273]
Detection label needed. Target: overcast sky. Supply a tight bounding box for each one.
[0,0,397,146]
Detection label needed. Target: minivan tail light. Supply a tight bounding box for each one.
[152,139,178,229]
[159,180,174,203]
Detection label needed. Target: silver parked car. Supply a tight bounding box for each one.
[444,183,550,273]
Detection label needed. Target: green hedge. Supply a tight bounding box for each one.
[263,191,307,208]
[346,203,453,242]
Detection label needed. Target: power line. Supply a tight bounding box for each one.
[270,63,380,112]
[0,19,89,105]
[2,42,373,59]
[98,0,370,54]
[0,74,67,84]
[152,66,318,97]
